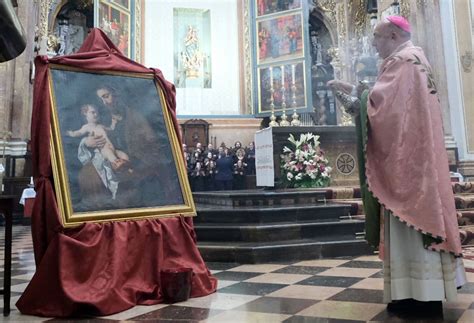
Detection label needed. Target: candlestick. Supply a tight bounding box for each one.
[290,68,300,126]
[268,66,278,127]
[279,65,289,126]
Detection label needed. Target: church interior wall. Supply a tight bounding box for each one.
[179,117,261,149]
[0,0,36,177]
[452,0,474,155]
[453,0,474,179]
[0,1,36,141]
[438,0,474,180]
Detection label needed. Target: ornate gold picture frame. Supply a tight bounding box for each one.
[48,65,195,227]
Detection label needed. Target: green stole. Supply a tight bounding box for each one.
[357,91,441,250]
[355,90,380,248]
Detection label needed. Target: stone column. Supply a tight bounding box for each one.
[0,59,15,135]
[0,1,38,177]
[10,1,38,140]
[0,1,37,135]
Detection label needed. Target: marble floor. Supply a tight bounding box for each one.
[1,225,474,322]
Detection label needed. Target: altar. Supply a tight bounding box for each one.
[256,126,359,187]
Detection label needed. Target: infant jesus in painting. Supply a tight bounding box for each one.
[67,103,130,172]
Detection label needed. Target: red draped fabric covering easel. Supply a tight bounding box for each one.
[16,29,217,317]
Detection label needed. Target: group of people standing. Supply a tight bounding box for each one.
[183,141,256,191]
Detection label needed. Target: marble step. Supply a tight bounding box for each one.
[460,225,474,246]
[193,189,327,207]
[194,220,365,242]
[455,194,474,209]
[326,193,474,215]
[452,182,474,194]
[322,187,361,199]
[198,239,374,263]
[457,209,474,226]
[194,204,352,224]
[328,199,364,215]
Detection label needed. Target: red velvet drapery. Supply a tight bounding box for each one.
[16,29,216,317]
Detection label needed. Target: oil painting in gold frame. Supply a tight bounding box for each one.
[256,12,304,65]
[98,0,131,58]
[48,65,195,227]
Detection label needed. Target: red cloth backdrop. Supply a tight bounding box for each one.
[16,29,217,317]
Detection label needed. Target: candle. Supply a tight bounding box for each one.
[291,64,295,84]
[281,65,284,86]
[269,66,273,85]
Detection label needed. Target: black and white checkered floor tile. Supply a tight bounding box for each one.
[1,225,473,322]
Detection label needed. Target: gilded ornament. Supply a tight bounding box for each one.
[353,0,367,38]
[335,5,345,39]
[244,0,253,114]
[399,0,410,18]
[38,0,54,40]
[316,0,337,25]
[47,33,60,53]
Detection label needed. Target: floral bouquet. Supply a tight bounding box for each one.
[280,133,332,188]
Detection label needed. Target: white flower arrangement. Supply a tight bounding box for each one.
[280,133,332,188]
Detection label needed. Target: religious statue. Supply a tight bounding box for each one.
[46,34,60,56]
[181,25,203,78]
[310,31,323,66]
[316,43,323,65]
